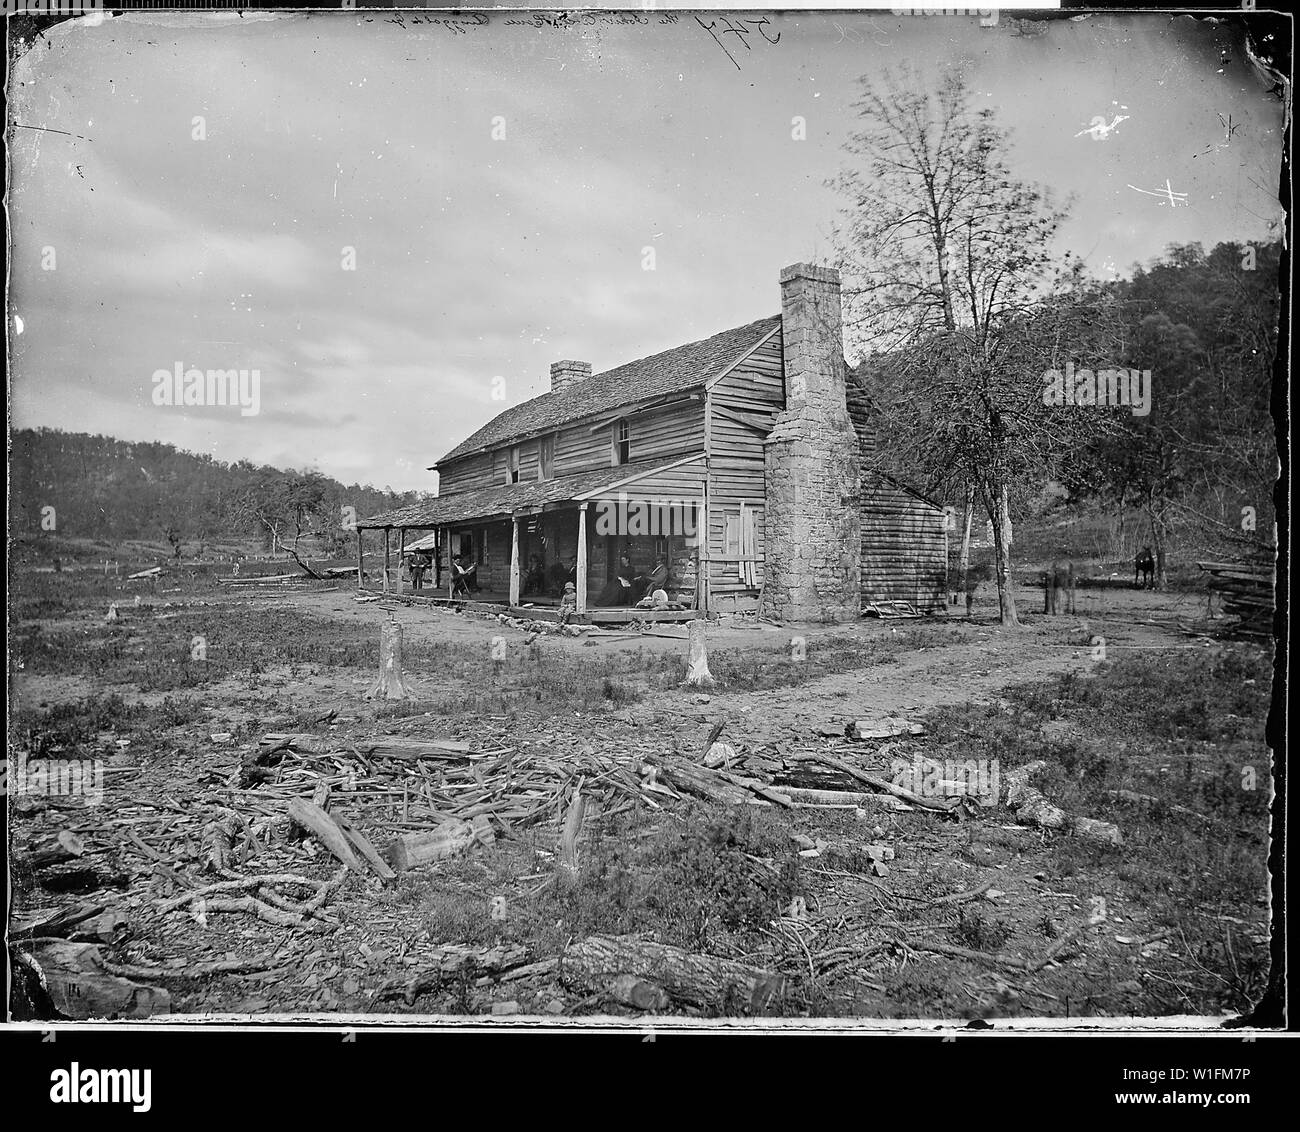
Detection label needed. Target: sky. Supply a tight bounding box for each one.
[8,8,1286,492]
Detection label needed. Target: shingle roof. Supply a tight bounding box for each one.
[435,315,781,465]
[357,456,701,529]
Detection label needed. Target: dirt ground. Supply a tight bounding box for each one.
[8,567,1273,1025]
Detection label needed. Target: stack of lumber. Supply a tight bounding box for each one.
[1198,557,1274,638]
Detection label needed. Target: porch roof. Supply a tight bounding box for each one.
[356,454,704,530]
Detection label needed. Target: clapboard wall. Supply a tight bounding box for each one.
[860,476,948,611]
[704,329,784,611]
[438,396,705,496]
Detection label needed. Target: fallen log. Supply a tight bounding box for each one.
[385,815,493,872]
[380,943,533,1004]
[559,934,786,1014]
[23,940,171,1019]
[715,771,793,807]
[27,830,87,869]
[847,717,925,740]
[332,813,397,882]
[794,752,960,814]
[776,785,912,811]
[286,798,366,874]
[101,957,288,980]
[12,901,107,939]
[645,757,756,807]
[1005,763,1122,847]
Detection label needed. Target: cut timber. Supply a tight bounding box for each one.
[847,717,925,740]
[684,619,715,686]
[609,974,671,1012]
[380,943,531,1004]
[257,734,475,761]
[367,618,415,700]
[646,757,755,807]
[285,798,367,874]
[385,817,493,872]
[28,830,87,869]
[775,785,911,811]
[332,812,397,882]
[1005,762,1122,847]
[25,939,171,1020]
[127,566,162,580]
[795,751,959,814]
[560,935,785,1014]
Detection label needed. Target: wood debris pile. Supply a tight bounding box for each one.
[1198,557,1274,638]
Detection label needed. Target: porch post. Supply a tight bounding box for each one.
[383,528,391,593]
[355,528,363,590]
[698,484,710,613]
[509,516,521,607]
[446,527,454,598]
[397,527,406,594]
[577,503,589,614]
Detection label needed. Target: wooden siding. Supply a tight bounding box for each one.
[703,330,784,609]
[861,476,948,611]
[441,397,705,495]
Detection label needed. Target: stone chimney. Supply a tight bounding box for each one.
[759,263,862,623]
[550,360,592,395]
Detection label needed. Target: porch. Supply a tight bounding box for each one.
[355,457,711,618]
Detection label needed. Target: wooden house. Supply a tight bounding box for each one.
[358,264,948,621]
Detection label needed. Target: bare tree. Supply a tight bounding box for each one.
[833,67,1119,624]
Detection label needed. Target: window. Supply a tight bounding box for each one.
[612,419,630,466]
[505,445,520,485]
[538,434,555,481]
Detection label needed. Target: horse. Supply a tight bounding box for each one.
[1134,548,1155,589]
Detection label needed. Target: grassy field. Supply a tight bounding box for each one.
[7,559,1276,1022]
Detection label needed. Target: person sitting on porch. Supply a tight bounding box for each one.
[557,581,577,625]
[636,557,669,602]
[523,554,547,596]
[547,556,576,596]
[596,553,638,607]
[451,554,479,596]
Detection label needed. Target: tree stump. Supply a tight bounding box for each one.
[367,618,415,700]
[684,619,714,686]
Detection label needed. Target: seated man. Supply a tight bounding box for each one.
[547,557,574,596]
[523,554,547,596]
[636,556,669,602]
[451,554,479,596]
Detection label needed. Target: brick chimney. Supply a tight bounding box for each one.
[550,360,592,394]
[759,263,862,623]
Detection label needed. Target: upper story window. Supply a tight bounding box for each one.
[506,445,521,485]
[538,434,555,481]
[612,419,630,466]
